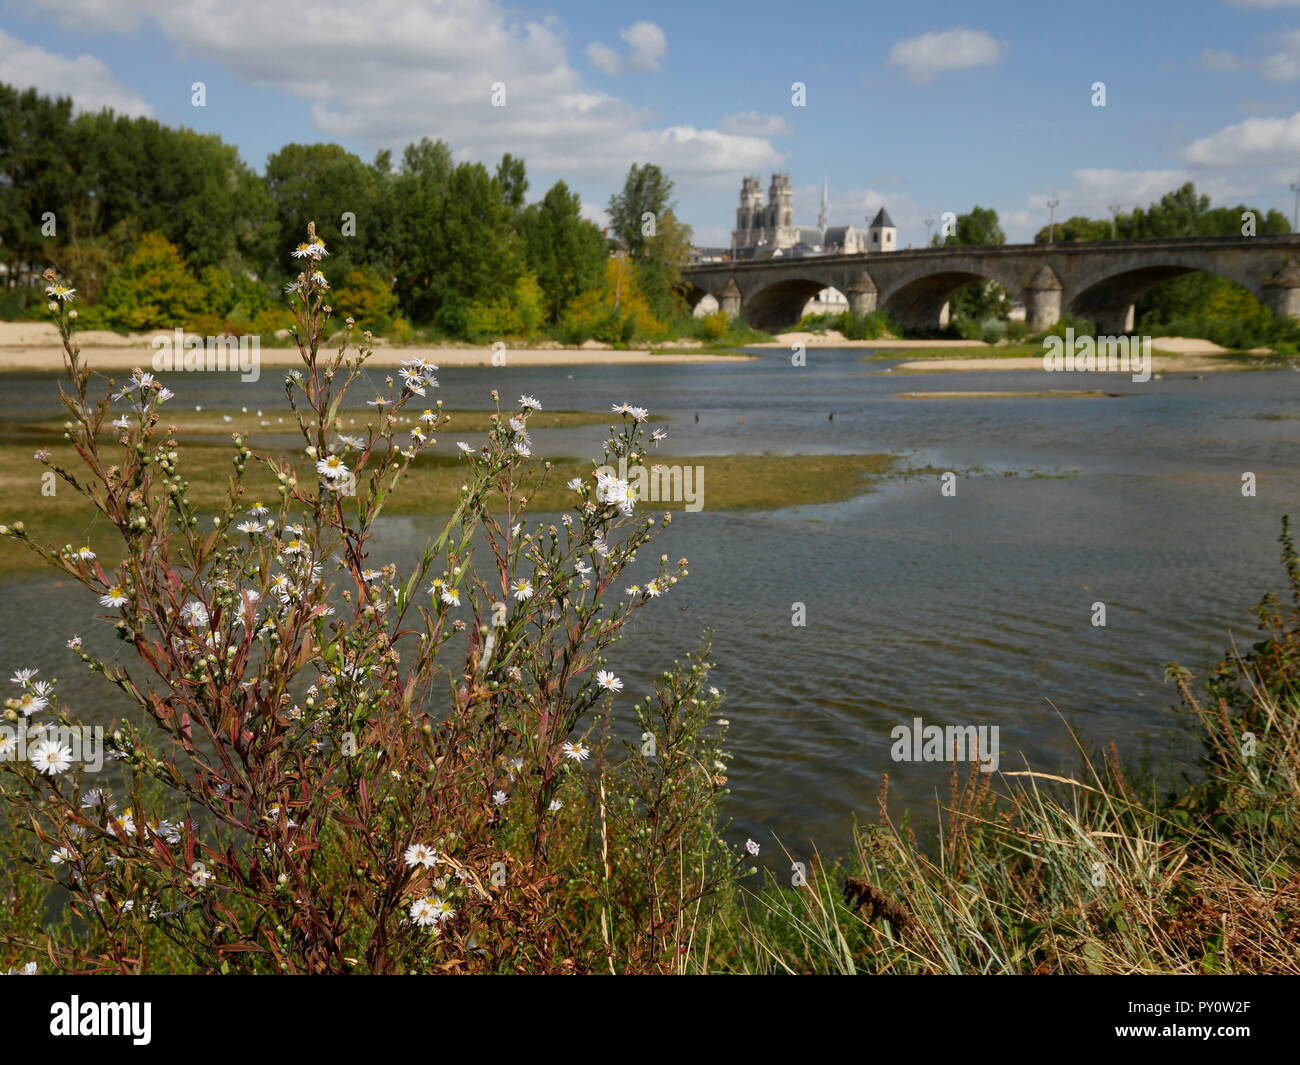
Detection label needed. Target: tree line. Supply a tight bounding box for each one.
[0,83,695,341]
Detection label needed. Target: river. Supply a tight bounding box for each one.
[3,347,1298,857]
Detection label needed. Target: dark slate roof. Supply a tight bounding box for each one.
[796,226,824,246]
[823,225,849,243]
[869,207,895,229]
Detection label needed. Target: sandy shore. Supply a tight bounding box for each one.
[755,331,987,349]
[887,337,1281,375]
[887,355,1263,374]
[0,322,752,373]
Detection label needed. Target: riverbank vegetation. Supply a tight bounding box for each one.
[0,84,738,351]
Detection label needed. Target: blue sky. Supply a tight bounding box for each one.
[3,0,1300,246]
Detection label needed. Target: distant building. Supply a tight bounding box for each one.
[867,207,897,252]
[729,173,895,259]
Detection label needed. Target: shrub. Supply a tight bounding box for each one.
[331,269,398,333]
[94,232,209,332]
[0,242,738,975]
[696,310,730,342]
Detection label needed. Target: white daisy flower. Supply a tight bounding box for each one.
[404,842,438,869]
[518,395,541,410]
[292,238,328,259]
[561,741,590,763]
[409,897,439,927]
[492,790,508,805]
[16,692,47,717]
[99,585,129,608]
[511,578,534,602]
[180,601,209,628]
[29,739,73,775]
[595,670,623,693]
[315,454,349,481]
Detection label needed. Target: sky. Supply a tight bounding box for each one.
[3,0,1300,248]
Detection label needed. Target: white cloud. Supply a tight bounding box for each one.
[887,28,1008,84]
[719,111,795,137]
[620,21,666,73]
[585,41,622,76]
[586,20,666,75]
[18,2,767,186]
[0,28,153,116]
[1182,112,1300,164]
[1197,28,1300,80]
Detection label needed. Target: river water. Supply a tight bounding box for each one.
[3,348,1299,856]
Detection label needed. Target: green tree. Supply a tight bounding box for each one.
[941,206,1008,322]
[264,143,383,278]
[518,181,607,321]
[607,164,692,319]
[942,205,1005,247]
[607,163,674,259]
[495,153,529,214]
[1033,216,1112,243]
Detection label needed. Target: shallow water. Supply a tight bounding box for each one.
[3,349,1299,856]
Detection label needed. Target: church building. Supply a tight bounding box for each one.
[730,174,896,259]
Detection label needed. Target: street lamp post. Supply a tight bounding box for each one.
[1108,201,1122,241]
[1290,174,1300,233]
[1047,198,1060,245]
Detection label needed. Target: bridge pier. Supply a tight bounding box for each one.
[717,279,742,320]
[847,271,878,317]
[1261,256,1300,321]
[1092,304,1135,335]
[1025,266,1062,331]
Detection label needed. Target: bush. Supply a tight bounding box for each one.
[695,310,730,342]
[0,246,739,975]
[332,269,398,333]
[94,232,208,332]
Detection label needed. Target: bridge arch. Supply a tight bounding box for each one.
[684,282,714,313]
[1068,261,1260,334]
[882,269,1012,333]
[743,277,843,330]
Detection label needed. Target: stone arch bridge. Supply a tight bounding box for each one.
[683,235,1300,333]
